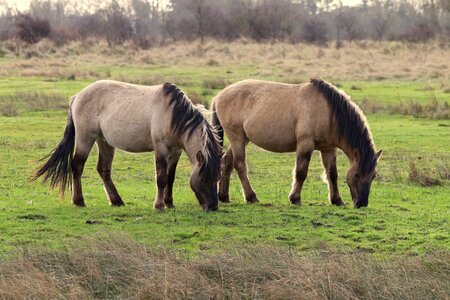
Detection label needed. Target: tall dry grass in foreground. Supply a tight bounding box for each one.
[0,235,448,299]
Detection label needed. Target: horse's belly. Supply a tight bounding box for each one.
[101,122,154,153]
[244,122,296,153]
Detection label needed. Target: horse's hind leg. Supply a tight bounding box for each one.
[218,147,234,203]
[96,139,125,206]
[320,149,345,206]
[230,139,259,204]
[163,150,182,209]
[72,137,95,207]
[288,141,314,206]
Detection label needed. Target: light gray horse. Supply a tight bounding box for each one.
[35,80,222,211]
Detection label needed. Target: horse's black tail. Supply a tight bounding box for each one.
[33,102,76,198]
[211,99,224,147]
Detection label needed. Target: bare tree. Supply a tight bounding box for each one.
[336,7,363,41]
[370,0,390,40]
[103,0,133,47]
[171,0,210,44]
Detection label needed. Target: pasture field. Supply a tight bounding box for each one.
[0,40,449,298]
[0,111,448,254]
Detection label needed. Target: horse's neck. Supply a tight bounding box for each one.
[180,129,204,167]
[338,137,361,167]
[338,134,374,168]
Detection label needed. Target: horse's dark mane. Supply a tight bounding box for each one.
[163,82,222,182]
[311,79,377,175]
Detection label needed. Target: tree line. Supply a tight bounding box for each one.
[0,0,449,47]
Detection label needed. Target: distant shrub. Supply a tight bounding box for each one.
[49,27,73,47]
[300,17,329,45]
[75,14,107,41]
[14,14,51,44]
[206,59,219,66]
[24,49,42,59]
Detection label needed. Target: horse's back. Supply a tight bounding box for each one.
[71,80,168,152]
[214,79,333,152]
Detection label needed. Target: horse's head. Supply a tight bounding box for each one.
[190,151,220,212]
[346,149,382,208]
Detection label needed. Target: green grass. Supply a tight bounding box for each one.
[0,46,448,258]
[1,76,448,103]
[0,111,448,254]
[339,80,450,104]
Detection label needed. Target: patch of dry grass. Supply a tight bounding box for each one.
[358,98,450,119]
[0,91,68,116]
[0,235,448,299]
[1,39,450,81]
[408,157,450,186]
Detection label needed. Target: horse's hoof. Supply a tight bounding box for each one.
[218,194,230,203]
[110,199,126,207]
[207,205,219,212]
[289,195,301,206]
[153,202,165,211]
[331,197,345,206]
[246,194,260,204]
[165,203,176,209]
[290,200,301,206]
[164,198,175,208]
[73,199,86,207]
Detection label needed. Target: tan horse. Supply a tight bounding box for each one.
[34,80,222,211]
[211,79,382,208]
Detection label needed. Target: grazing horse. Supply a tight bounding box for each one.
[211,79,382,208]
[34,80,222,211]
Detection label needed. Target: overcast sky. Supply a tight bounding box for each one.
[3,0,364,12]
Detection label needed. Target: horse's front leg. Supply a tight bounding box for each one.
[163,150,182,209]
[320,149,345,206]
[154,153,168,211]
[218,147,234,203]
[288,142,314,206]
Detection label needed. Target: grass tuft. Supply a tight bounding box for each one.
[408,162,441,186]
[0,102,19,116]
[202,78,229,90]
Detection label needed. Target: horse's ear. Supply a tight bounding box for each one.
[353,149,360,162]
[196,151,204,164]
[376,150,383,161]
